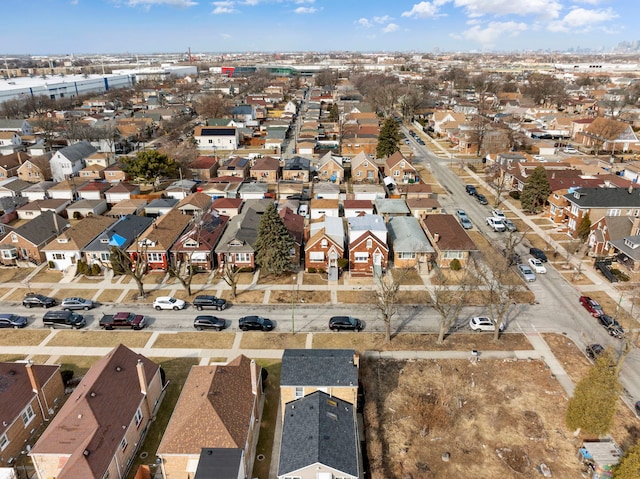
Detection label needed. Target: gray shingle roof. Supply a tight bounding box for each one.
[278,391,359,478]
[13,210,69,245]
[84,215,154,252]
[387,216,434,253]
[194,448,243,479]
[57,141,97,163]
[280,349,358,387]
[564,187,640,208]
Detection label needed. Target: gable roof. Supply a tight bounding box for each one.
[281,349,358,387]
[564,187,640,208]
[55,141,97,163]
[251,156,280,171]
[11,210,69,245]
[215,199,272,253]
[387,216,434,253]
[31,345,159,478]
[423,214,477,251]
[85,214,154,251]
[278,391,359,477]
[157,355,260,454]
[42,215,116,252]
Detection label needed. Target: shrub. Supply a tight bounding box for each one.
[48,260,55,269]
[509,191,521,200]
[307,267,317,273]
[76,260,88,275]
[450,259,462,271]
[72,211,82,220]
[90,264,102,276]
[611,268,630,282]
[61,369,74,385]
[337,258,349,270]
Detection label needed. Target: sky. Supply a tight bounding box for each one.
[2,0,638,55]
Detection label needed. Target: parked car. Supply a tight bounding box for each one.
[475,193,488,205]
[61,297,94,311]
[503,218,517,232]
[563,146,578,154]
[23,293,56,308]
[491,209,506,219]
[193,295,227,311]
[517,264,536,282]
[153,296,186,311]
[579,295,604,317]
[43,310,86,329]
[529,248,548,262]
[100,312,146,330]
[528,258,547,274]
[486,217,506,232]
[239,315,274,331]
[469,316,505,332]
[456,209,473,229]
[465,184,477,195]
[0,313,27,328]
[598,314,624,339]
[193,315,227,331]
[329,316,364,331]
[585,343,604,360]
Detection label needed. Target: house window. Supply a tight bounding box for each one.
[367,171,374,178]
[607,209,621,216]
[235,253,251,263]
[10,233,17,243]
[294,387,304,398]
[120,437,128,452]
[1,248,16,260]
[393,170,400,176]
[0,434,8,451]
[321,239,328,248]
[443,251,464,259]
[366,239,373,249]
[355,253,369,263]
[309,251,324,262]
[52,253,64,260]
[100,252,110,261]
[21,405,35,426]
[134,407,143,427]
[356,171,361,177]
[147,252,164,263]
[398,252,416,260]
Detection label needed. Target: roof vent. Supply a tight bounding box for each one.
[116,366,122,372]
[90,392,96,397]
[83,449,90,456]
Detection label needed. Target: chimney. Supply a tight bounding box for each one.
[136,359,147,396]
[250,359,258,396]
[26,361,49,420]
[353,352,360,368]
[433,233,440,243]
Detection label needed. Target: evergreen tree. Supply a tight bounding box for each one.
[566,349,620,436]
[255,203,296,275]
[613,440,640,479]
[121,150,179,189]
[328,103,339,122]
[520,166,551,213]
[577,213,592,241]
[376,116,401,159]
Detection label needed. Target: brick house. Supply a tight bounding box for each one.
[250,156,280,183]
[279,206,305,267]
[211,197,244,218]
[387,216,434,271]
[218,157,250,178]
[305,215,344,275]
[347,214,388,277]
[30,345,164,479]
[317,152,344,183]
[422,214,478,268]
[0,362,65,468]
[350,151,379,183]
[384,152,418,183]
[188,155,218,181]
[283,156,310,182]
[157,356,263,479]
[17,154,52,183]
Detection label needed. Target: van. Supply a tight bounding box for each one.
[43,310,86,329]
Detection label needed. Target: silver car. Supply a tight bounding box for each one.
[517,264,536,282]
[61,297,94,311]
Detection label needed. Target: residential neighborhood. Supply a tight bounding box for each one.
[2,49,640,479]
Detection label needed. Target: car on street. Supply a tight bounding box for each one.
[475,193,488,205]
[0,313,28,328]
[456,209,473,229]
[528,258,547,274]
[579,295,604,317]
[529,247,548,262]
[193,315,227,331]
[563,146,578,154]
[193,295,227,311]
[329,316,364,331]
[491,209,506,219]
[153,296,186,311]
[469,316,505,332]
[586,343,604,360]
[503,218,517,232]
[99,312,146,330]
[465,184,477,195]
[23,293,56,308]
[486,217,506,232]
[239,315,274,331]
[517,264,536,282]
[61,297,94,311]
[598,314,624,339]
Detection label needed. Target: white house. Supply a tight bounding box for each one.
[50,141,96,182]
[0,131,22,148]
[193,126,239,151]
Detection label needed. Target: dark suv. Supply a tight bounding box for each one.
[239,315,274,331]
[529,247,548,262]
[193,315,226,331]
[193,295,227,311]
[23,293,56,308]
[329,316,364,331]
[465,184,477,195]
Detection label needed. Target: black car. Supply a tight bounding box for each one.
[475,193,488,205]
[193,315,227,331]
[329,316,364,331]
[465,184,477,195]
[586,344,605,360]
[0,313,27,328]
[239,315,274,331]
[529,247,548,262]
[193,295,227,311]
[598,314,624,339]
[23,293,56,308]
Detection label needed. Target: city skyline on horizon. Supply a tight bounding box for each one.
[2,0,637,56]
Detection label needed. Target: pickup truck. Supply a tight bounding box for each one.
[486,217,506,232]
[100,311,147,330]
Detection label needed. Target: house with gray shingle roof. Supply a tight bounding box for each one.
[588,215,636,257]
[387,216,434,272]
[277,391,360,479]
[50,141,97,182]
[84,214,153,268]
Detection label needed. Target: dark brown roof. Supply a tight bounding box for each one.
[31,345,159,478]
[343,200,373,209]
[132,208,192,252]
[157,355,260,454]
[423,214,477,251]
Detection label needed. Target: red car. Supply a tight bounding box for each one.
[579,296,604,317]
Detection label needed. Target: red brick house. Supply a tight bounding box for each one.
[250,156,280,183]
[189,155,218,181]
[279,206,304,267]
[305,216,344,274]
[170,209,229,271]
[422,214,477,268]
[347,214,388,276]
[384,152,418,183]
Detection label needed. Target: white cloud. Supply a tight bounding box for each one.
[212,1,237,13]
[373,15,392,24]
[450,0,562,20]
[572,0,602,4]
[294,6,317,13]
[402,1,440,18]
[382,23,399,33]
[356,18,373,28]
[453,20,528,47]
[219,33,231,38]
[123,0,198,6]
[548,7,617,32]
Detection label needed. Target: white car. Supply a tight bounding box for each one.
[563,146,578,154]
[486,217,506,232]
[528,258,547,274]
[469,316,505,332]
[491,209,506,219]
[153,296,186,311]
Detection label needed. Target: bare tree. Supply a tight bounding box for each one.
[430,267,475,343]
[194,93,230,119]
[221,263,241,299]
[371,269,409,343]
[32,116,63,151]
[109,245,148,298]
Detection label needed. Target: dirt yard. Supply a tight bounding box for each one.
[362,357,583,479]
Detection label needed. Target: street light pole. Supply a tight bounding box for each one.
[291,274,297,334]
